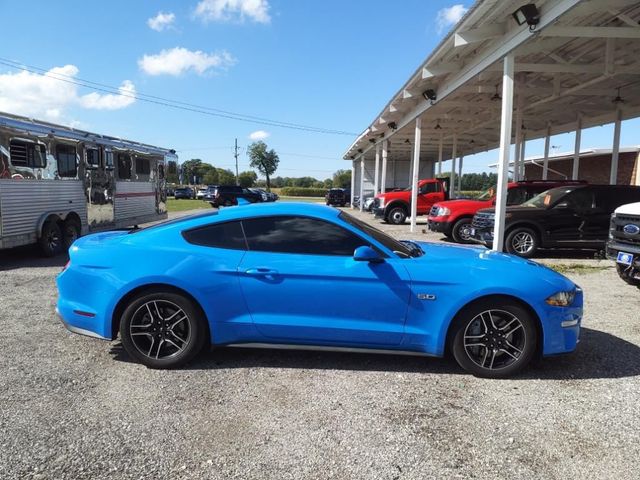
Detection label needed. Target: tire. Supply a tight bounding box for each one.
[119,290,207,369]
[450,299,537,378]
[39,220,64,257]
[616,264,640,287]
[62,218,81,250]
[451,217,474,244]
[505,227,539,258]
[386,206,407,225]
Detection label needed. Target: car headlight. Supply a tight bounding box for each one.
[545,290,576,307]
[436,206,451,216]
[378,197,385,208]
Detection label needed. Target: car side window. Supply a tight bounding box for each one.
[506,187,527,205]
[562,189,594,212]
[419,182,439,195]
[242,216,367,256]
[182,221,247,250]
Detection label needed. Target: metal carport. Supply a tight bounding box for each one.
[343,0,640,250]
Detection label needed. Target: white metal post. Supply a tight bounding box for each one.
[350,161,355,208]
[513,108,522,181]
[437,134,443,176]
[610,108,622,185]
[457,156,463,192]
[410,117,422,232]
[572,114,582,180]
[381,139,388,194]
[542,124,551,180]
[374,142,380,195]
[520,133,526,180]
[493,53,515,252]
[450,135,457,198]
[359,156,365,212]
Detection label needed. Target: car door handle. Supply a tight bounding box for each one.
[244,268,279,276]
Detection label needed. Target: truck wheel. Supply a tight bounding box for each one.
[387,207,407,225]
[62,218,81,250]
[615,264,640,287]
[39,220,64,257]
[451,218,474,244]
[505,227,539,258]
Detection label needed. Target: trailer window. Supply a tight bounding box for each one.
[105,151,114,170]
[56,144,77,178]
[117,154,132,179]
[9,140,47,168]
[86,148,100,169]
[158,163,165,179]
[135,157,151,175]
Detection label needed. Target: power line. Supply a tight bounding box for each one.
[0,57,358,136]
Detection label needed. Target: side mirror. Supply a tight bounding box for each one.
[353,246,384,263]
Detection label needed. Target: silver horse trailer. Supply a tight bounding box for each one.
[0,112,176,256]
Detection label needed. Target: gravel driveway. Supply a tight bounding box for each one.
[1,208,639,479]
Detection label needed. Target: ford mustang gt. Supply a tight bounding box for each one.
[56,203,582,378]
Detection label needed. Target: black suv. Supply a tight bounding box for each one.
[469,184,640,257]
[205,185,262,207]
[325,188,350,207]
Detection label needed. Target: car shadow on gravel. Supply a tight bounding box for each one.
[0,245,68,271]
[108,327,640,379]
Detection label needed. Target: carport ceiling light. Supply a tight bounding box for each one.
[513,4,540,30]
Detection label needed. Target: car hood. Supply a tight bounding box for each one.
[433,198,492,210]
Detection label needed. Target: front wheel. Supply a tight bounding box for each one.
[450,300,537,378]
[451,217,474,244]
[386,206,407,225]
[505,227,539,258]
[120,291,207,369]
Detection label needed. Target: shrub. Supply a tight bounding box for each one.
[279,187,327,197]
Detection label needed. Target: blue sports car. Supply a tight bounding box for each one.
[56,203,582,378]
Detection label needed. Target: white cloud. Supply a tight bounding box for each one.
[79,80,136,110]
[436,4,468,33]
[194,0,271,24]
[138,47,236,76]
[0,65,136,121]
[147,11,176,31]
[249,130,269,140]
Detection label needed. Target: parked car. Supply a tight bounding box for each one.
[196,188,207,200]
[469,184,640,258]
[57,202,582,378]
[205,185,262,207]
[428,180,587,243]
[249,188,269,202]
[174,187,194,199]
[606,201,640,288]
[373,179,448,224]
[326,188,350,207]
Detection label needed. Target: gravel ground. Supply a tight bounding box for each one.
[1,207,639,479]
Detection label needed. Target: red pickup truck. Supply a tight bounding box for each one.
[427,180,587,243]
[373,178,449,224]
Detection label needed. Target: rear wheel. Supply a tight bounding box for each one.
[386,206,407,225]
[62,218,81,250]
[450,299,537,378]
[120,291,207,369]
[39,220,64,257]
[505,227,539,258]
[451,217,474,244]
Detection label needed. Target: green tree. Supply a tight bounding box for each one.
[238,170,258,188]
[323,178,333,188]
[202,167,219,185]
[217,168,236,185]
[332,169,351,188]
[248,141,280,191]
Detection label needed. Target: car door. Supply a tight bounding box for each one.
[418,181,442,212]
[237,215,412,346]
[545,188,594,244]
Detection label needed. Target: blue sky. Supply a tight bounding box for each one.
[1,0,638,179]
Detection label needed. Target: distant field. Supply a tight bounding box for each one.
[167,198,210,212]
[277,196,324,203]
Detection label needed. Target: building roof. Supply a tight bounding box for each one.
[343,0,640,164]
[488,146,640,167]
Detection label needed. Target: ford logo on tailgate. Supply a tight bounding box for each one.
[623,224,640,235]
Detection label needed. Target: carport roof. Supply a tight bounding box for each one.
[488,146,640,167]
[343,0,640,163]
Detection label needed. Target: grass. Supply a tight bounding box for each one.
[543,263,611,275]
[167,198,210,212]
[277,196,324,203]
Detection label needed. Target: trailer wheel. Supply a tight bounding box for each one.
[62,218,81,250]
[39,220,64,257]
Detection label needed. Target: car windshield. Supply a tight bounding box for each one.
[339,211,420,258]
[476,186,496,201]
[521,186,580,208]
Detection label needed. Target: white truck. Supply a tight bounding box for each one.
[607,202,640,288]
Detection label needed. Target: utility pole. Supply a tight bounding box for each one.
[234,138,239,185]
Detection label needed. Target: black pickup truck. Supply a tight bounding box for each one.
[204,185,262,207]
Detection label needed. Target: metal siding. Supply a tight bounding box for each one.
[0,179,86,238]
[114,181,157,221]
